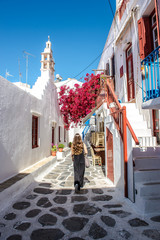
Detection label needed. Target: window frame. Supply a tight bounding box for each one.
[152,25,158,49]
[52,127,55,145]
[59,126,61,142]
[64,128,66,142]
[150,10,158,50]
[32,115,39,149]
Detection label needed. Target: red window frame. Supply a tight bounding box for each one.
[32,116,38,149]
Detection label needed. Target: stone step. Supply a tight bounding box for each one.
[134,157,160,170]
[134,169,160,183]
[126,109,141,117]
[134,129,152,137]
[135,181,160,197]
[133,146,160,157]
[121,103,137,109]
[138,136,157,147]
[126,109,141,116]
[121,103,153,139]
[135,194,160,214]
[128,121,147,129]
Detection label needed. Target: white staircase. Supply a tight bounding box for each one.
[133,147,160,214]
[121,103,157,148]
[121,103,160,214]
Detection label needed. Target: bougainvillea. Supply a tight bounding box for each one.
[58,73,101,128]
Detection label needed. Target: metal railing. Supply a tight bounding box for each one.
[82,125,90,141]
[141,46,160,102]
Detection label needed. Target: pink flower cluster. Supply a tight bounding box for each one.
[58,73,100,128]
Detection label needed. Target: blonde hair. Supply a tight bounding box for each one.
[72,133,83,155]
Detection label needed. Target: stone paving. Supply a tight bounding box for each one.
[0,155,160,240]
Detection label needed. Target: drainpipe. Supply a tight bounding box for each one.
[122,106,128,198]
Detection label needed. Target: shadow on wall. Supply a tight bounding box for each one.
[0,140,19,183]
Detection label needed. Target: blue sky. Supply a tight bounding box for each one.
[0,0,115,87]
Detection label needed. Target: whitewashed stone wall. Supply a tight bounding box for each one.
[0,74,65,183]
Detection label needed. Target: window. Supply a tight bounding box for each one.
[64,128,66,142]
[152,13,158,49]
[111,54,115,76]
[32,116,38,148]
[152,13,157,26]
[119,0,129,20]
[153,26,158,49]
[52,127,55,144]
[106,62,110,76]
[126,46,132,58]
[137,17,153,60]
[59,126,61,142]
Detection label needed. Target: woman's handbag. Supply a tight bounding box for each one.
[85,155,90,168]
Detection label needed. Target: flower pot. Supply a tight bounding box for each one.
[52,151,56,156]
[59,148,63,152]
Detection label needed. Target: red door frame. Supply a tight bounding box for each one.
[106,127,114,183]
[126,44,135,102]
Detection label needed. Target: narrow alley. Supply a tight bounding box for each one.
[0,155,160,240]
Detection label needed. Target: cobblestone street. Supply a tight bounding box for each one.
[0,155,160,240]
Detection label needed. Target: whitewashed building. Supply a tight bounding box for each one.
[0,37,66,183]
[94,0,160,214]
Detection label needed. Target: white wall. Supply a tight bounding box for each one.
[0,74,64,183]
[97,21,115,75]
[98,0,153,127]
[68,125,83,143]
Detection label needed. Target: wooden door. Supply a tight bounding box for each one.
[106,128,114,182]
[153,110,160,144]
[126,45,135,101]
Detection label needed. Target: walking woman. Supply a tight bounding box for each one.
[71,133,88,193]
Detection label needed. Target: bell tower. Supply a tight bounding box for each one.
[41,36,55,76]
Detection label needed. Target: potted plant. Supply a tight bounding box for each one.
[58,143,65,152]
[51,144,57,156]
[68,142,72,148]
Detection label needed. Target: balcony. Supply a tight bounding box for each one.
[141,46,160,108]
